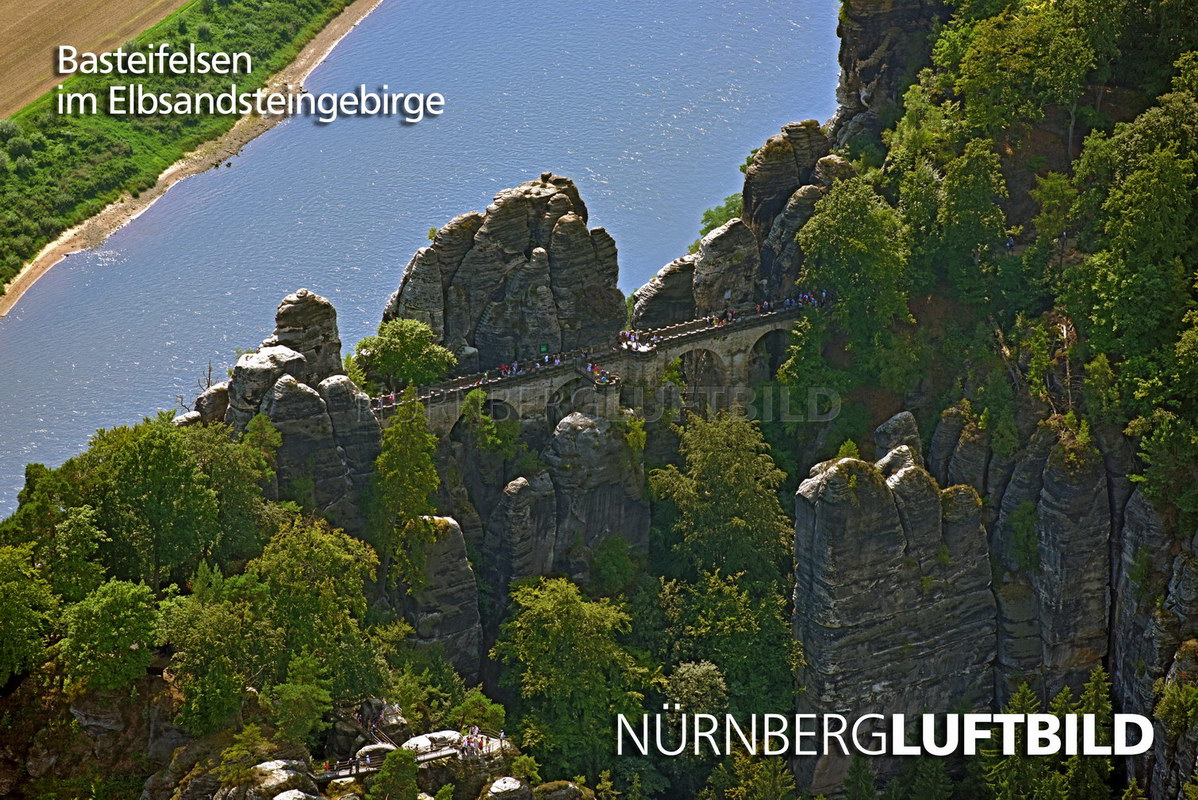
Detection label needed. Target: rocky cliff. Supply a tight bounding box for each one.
[207,289,381,539]
[917,397,1198,798]
[827,0,951,149]
[788,393,1198,799]
[793,412,995,792]
[400,516,484,681]
[481,412,649,593]
[630,124,855,329]
[382,173,625,373]
[175,290,489,680]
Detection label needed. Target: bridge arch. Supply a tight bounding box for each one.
[546,375,598,427]
[670,346,729,414]
[449,396,520,446]
[749,328,790,385]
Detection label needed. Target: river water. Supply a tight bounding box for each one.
[0,0,838,512]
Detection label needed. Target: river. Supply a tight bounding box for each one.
[0,0,838,512]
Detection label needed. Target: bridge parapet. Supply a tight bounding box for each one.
[375,300,818,436]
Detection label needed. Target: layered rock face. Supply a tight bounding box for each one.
[480,412,649,602]
[690,219,760,314]
[793,413,995,792]
[828,0,951,148]
[741,120,830,243]
[926,409,1118,698]
[221,289,381,537]
[402,517,484,681]
[987,430,1111,700]
[630,127,854,329]
[921,402,1198,799]
[630,255,697,328]
[383,173,625,373]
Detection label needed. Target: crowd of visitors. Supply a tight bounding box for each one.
[369,290,830,405]
[618,329,661,352]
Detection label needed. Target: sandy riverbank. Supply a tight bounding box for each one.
[0,0,387,318]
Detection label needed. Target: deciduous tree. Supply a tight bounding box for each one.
[492,577,654,779]
[355,318,456,390]
[650,412,790,591]
[798,177,910,350]
[0,544,56,685]
[59,578,158,691]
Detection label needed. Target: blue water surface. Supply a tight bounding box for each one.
[0,0,838,512]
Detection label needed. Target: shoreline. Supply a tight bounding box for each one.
[0,0,387,319]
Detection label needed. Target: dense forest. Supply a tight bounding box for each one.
[4,0,1198,799]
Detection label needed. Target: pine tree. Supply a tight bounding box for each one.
[1067,666,1113,800]
[214,723,275,787]
[267,650,332,746]
[985,683,1046,800]
[908,757,952,800]
[368,748,419,800]
[370,386,440,589]
[1121,779,1147,800]
[1033,771,1068,800]
[843,754,876,800]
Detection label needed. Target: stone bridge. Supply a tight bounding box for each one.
[379,304,808,437]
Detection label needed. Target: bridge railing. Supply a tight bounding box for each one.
[372,296,824,410]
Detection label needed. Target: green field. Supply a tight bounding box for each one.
[0,0,350,293]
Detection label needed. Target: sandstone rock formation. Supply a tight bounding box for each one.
[484,473,559,585]
[872,408,921,461]
[630,255,697,329]
[266,288,345,385]
[209,759,319,800]
[402,517,483,681]
[918,397,1198,798]
[218,289,380,537]
[486,776,533,800]
[742,121,831,243]
[829,0,951,148]
[383,173,625,372]
[481,412,649,599]
[691,219,760,315]
[630,125,849,330]
[142,737,224,800]
[630,216,766,328]
[540,412,650,578]
[793,414,995,792]
[532,780,596,800]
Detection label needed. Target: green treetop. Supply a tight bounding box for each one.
[0,544,57,685]
[59,578,158,692]
[842,754,875,800]
[371,386,441,590]
[650,411,791,591]
[354,318,456,390]
[492,577,655,779]
[797,176,911,351]
[267,650,333,746]
[701,751,796,800]
[86,419,220,592]
[985,683,1046,800]
[938,138,1008,300]
[41,504,108,603]
[368,747,419,800]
